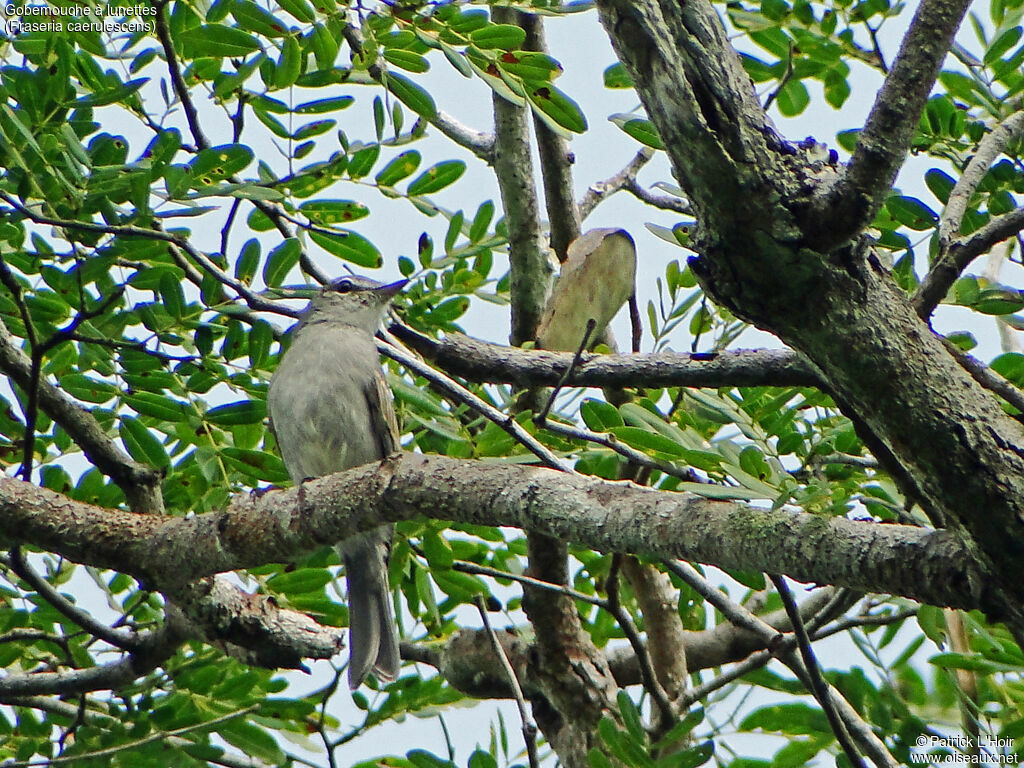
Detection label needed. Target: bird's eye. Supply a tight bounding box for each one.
[332,277,355,293]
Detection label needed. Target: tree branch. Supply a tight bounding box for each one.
[432,110,495,162]
[521,13,581,263]
[0,455,993,617]
[1,696,270,768]
[0,311,163,514]
[0,613,186,699]
[491,7,552,347]
[388,325,823,390]
[817,0,971,247]
[914,205,1024,317]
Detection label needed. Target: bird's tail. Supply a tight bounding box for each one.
[341,530,401,689]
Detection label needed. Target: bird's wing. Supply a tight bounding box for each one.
[365,369,400,456]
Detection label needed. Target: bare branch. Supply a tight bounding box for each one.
[432,110,495,161]
[579,148,655,220]
[389,325,823,390]
[0,455,992,616]
[3,696,271,768]
[521,13,581,263]
[771,575,865,768]
[6,549,142,651]
[491,8,552,346]
[474,596,540,768]
[0,615,186,699]
[818,0,971,247]
[377,333,571,472]
[915,205,1024,317]
[939,111,1024,247]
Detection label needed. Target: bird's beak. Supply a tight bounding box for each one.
[377,279,408,298]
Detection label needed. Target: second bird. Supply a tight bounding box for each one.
[267,275,405,689]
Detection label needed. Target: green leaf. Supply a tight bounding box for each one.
[609,114,664,149]
[887,195,938,231]
[120,416,170,468]
[925,168,956,204]
[221,448,289,483]
[407,749,456,768]
[263,238,302,288]
[189,144,255,184]
[580,399,624,431]
[469,200,494,242]
[61,374,117,404]
[309,230,382,268]
[376,150,422,187]
[206,401,266,426]
[124,392,189,422]
[775,79,810,116]
[610,426,688,458]
[236,238,261,283]
[974,288,1024,315]
[984,25,1023,65]
[496,51,563,81]
[276,36,302,89]
[159,272,185,319]
[299,199,369,225]
[231,2,287,38]
[385,72,437,118]
[407,160,466,196]
[217,719,286,765]
[739,703,830,734]
[347,145,380,179]
[991,353,1024,387]
[422,528,454,568]
[292,119,336,141]
[295,96,355,114]
[182,25,262,58]
[383,49,430,73]
[469,24,527,50]
[603,62,634,88]
[526,81,587,134]
[277,0,315,23]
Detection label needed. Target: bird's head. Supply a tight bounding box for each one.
[305,275,407,333]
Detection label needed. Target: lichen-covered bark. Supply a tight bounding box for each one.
[595,0,1024,638]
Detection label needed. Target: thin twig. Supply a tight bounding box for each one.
[762,42,795,112]
[605,555,676,728]
[536,319,596,423]
[770,575,865,768]
[0,705,258,768]
[539,417,700,483]
[377,332,571,472]
[6,550,142,652]
[474,596,540,768]
[578,148,655,220]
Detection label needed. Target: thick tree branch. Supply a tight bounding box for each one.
[491,8,552,347]
[594,0,784,229]
[939,111,1024,248]
[818,0,971,247]
[597,0,1024,645]
[0,455,993,617]
[388,325,822,390]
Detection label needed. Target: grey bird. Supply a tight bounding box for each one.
[267,275,404,689]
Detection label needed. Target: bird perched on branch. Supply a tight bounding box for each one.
[268,275,405,689]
